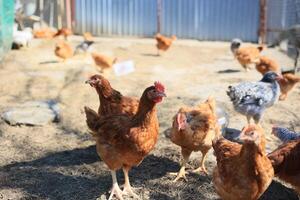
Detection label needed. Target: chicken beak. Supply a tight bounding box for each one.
[85,79,92,84]
[275,74,283,81]
[157,92,166,97]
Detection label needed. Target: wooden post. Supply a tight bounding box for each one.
[259,0,267,44]
[39,0,44,27]
[157,0,162,34]
[57,0,64,28]
[70,0,76,31]
[66,0,72,30]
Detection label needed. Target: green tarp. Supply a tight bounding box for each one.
[0,0,14,60]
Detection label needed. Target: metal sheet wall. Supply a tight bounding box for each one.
[74,0,157,37]
[160,0,260,42]
[267,0,300,44]
[74,0,260,42]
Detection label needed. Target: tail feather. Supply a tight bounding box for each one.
[257,45,265,52]
[84,106,99,134]
[272,126,300,143]
[205,96,216,115]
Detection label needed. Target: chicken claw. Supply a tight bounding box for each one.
[122,184,140,199]
[169,167,189,182]
[108,170,124,200]
[192,166,208,175]
[122,167,140,199]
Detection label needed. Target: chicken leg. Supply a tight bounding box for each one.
[122,166,139,199]
[108,170,123,200]
[169,148,191,182]
[247,115,251,124]
[192,149,209,175]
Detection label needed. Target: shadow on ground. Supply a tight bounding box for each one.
[217,69,241,74]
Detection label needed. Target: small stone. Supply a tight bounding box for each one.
[1,100,59,126]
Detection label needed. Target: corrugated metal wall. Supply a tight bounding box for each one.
[74,0,157,37]
[74,0,260,42]
[161,0,260,42]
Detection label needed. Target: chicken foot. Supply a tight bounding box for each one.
[169,148,191,182]
[108,170,123,200]
[122,166,140,199]
[192,150,208,175]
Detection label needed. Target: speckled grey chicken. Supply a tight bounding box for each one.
[272,126,300,143]
[74,41,94,55]
[227,72,282,124]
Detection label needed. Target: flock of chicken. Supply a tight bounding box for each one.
[27,27,177,73]
[15,26,300,200]
[81,34,300,200]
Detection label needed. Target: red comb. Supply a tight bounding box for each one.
[154,81,165,92]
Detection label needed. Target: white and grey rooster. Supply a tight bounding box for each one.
[227,72,282,124]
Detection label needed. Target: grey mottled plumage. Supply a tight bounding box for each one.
[227,72,281,124]
[230,38,242,54]
[272,126,300,143]
[216,107,229,135]
[74,41,94,55]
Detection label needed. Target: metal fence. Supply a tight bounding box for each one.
[266,0,300,44]
[74,0,260,42]
[160,0,260,41]
[74,0,157,37]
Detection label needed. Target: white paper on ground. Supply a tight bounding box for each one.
[113,60,135,76]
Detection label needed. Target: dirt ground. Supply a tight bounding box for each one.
[0,36,299,200]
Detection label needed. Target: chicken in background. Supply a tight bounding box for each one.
[278,73,300,100]
[268,139,300,194]
[272,126,300,143]
[54,28,73,40]
[231,38,264,71]
[91,52,117,73]
[269,24,300,69]
[33,27,57,39]
[212,125,274,200]
[169,97,220,182]
[83,32,94,42]
[54,41,73,62]
[74,33,95,55]
[74,41,94,55]
[155,33,177,56]
[85,74,139,116]
[12,24,33,49]
[255,56,281,75]
[84,82,166,200]
[227,72,282,124]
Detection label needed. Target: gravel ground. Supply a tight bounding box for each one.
[0,36,299,200]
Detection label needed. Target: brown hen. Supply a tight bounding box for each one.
[169,97,220,182]
[212,125,274,200]
[91,52,117,73]
[54,28,72,40]
[278,73,300,100]
[54,41,73,62]
[268,139,300,194]
[255,56,281,75]
[155,33,177,56]
[83,32,93,42]
[84,82,166,200]
[33,28,56,39]
[231,39,264,72]
[85,74,139,116]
